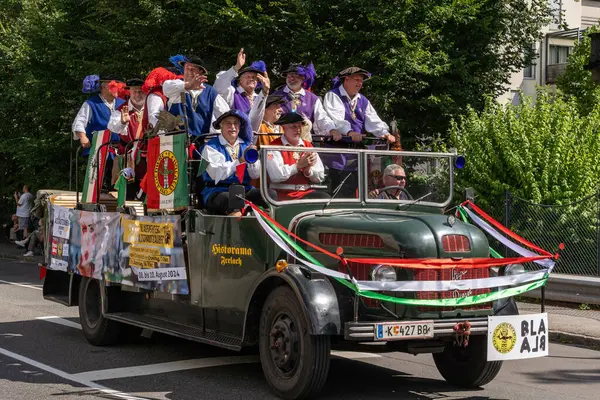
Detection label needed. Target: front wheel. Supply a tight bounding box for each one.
[78,277,124,346]
[433,335,502,388]
[259,286,331,400]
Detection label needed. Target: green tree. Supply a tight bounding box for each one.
[0,0,552,218]
[557,25,600,115]
[449,90,600,206]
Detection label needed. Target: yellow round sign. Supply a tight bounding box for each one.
[492,322,517,354]
[153,150,179,196]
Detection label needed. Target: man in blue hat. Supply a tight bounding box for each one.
[200,110,264,216]
[162,55,230,136]
[72,74,126,155]
[213,48,269,114]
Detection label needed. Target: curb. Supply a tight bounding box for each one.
[549,330,600,351]
[0,252,42,263]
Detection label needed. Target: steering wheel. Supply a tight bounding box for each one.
[374,185,413,200]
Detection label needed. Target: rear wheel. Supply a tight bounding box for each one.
[78,277,124,346]
[259,286,331,400]
[433,335,502,388]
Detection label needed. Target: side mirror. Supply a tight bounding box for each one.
[228,184,246,210]
[464,187,475,202]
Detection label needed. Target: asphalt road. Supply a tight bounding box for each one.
[0,259,599,400]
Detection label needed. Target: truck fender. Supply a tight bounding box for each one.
[242,264,341,344]
[493,296,519,316]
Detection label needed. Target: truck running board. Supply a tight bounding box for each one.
[104,312,243,351]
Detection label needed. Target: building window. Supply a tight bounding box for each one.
[524,64,535,79]
[523,45,537,79]
[549,45,572,64]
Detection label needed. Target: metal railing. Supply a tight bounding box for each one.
[484,191,600,277]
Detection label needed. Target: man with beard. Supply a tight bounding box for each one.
[272,63,341,138]
[214,48,267,114]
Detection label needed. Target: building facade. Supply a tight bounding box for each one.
[498,0,600,104]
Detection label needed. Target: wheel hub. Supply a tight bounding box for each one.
[269,314,299,374]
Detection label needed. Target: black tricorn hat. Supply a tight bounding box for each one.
[265,94,286,109]
[212,110,244,130]
[282,64,303,75]
[238,65,266,76]
[274,112,306,125]
[338,66,371,79]
[584,32,600,70]
[178,55,208,74]
[125,78,144,88]
[99,74,123,82]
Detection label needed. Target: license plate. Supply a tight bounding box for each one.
[375,320,435,341]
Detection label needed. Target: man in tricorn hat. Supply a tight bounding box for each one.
[272,63,341,138]
[323,66,395,144]
[162,55,230,136]
[249,91,286,147]
[213,48,269,114]
[265,112,328,201]
[107,78,148,198]
[72,74,126,155]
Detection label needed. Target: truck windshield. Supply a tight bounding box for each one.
[259,146,453,207]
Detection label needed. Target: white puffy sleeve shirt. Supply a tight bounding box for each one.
[201,136,260,184]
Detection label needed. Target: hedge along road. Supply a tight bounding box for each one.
[0,259,598,400]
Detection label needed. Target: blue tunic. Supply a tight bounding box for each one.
[168,85,218,136]
[83,94,125,156]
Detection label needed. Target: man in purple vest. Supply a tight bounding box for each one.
[323,67,395,144]
[272,63,341,138]
[213,48,268,114]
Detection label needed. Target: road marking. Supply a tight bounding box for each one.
[0,279,42,291]
[36,316,82,330]
[72,355,260,381]
[331,350,382,360]
[0,346,150,400]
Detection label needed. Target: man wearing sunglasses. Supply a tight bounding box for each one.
[368,164,410,200]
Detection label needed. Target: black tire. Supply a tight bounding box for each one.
[259,286,331,400]
[433,335,502,388]
[78,277,123,346]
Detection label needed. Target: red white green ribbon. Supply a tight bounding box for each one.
[247,202,552,306]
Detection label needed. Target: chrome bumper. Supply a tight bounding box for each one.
[344,317,488,341]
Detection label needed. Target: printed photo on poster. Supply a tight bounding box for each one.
[47,205,70,272]
[68,210,121,280]
[119,214,188,295]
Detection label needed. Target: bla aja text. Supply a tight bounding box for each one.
[520,318,546,354]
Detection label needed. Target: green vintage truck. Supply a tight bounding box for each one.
[41,144,549,400]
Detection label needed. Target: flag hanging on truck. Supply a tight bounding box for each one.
[142,134,188,211]
[81,130,112,203]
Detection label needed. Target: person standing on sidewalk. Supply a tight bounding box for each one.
[14,185,34,239]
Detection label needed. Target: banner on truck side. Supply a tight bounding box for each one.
[487,313,548,361]
[48,205,71,272]
[119,214,189,295]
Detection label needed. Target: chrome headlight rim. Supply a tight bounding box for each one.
[370,264,397,282]
[505,263,526,276]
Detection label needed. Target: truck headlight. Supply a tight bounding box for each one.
[505,264,526,275]
[371,265,397,282]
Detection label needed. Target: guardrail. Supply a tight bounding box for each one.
[523,273,600,306]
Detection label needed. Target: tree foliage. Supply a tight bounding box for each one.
[449,90,600,208]
[0,0,551,217]
[556,25,600,115]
